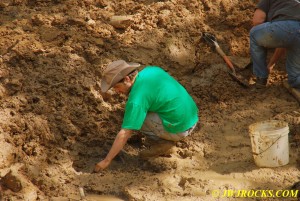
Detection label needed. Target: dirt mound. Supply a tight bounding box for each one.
[0,0,299,200]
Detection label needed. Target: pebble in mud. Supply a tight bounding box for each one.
[1,171,22,192]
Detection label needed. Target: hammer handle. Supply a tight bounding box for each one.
[215,45,236,74]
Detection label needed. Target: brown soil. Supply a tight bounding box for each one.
[0,0,299,200]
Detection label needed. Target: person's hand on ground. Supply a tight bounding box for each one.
[93,159,111,172]
[267,48,286,73]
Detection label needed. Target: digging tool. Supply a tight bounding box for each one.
[202,32,249,88]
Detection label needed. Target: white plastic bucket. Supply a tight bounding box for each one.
[249,120,289,167]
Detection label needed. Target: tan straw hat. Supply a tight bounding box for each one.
[101,60,140,92]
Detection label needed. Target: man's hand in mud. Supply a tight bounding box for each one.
[93,159,111,172]
[267,63,275,73]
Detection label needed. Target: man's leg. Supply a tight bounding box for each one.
[250,21,291,83]
[139,112,196,158]
[250,23,269,81]
[140,112,195,141]
[285,21,300,89]
[139,113,176,158]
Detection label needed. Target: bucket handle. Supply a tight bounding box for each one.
[252,135,285,156]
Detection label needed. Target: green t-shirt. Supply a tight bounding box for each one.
[121,66,198,133]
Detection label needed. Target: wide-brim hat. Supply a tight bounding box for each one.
[101,60,140,92]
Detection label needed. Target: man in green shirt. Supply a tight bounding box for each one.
[94,60,198,172]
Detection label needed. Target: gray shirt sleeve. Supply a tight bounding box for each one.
[257,0,300,22]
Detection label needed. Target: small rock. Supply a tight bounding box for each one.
[87,19,96,26]
[109,15,134,29]
[1,171,22,192]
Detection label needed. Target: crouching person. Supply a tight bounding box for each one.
[94,60,199,172]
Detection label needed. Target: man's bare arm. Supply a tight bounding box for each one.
[253,8,266,26]
[94,129,132,172]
